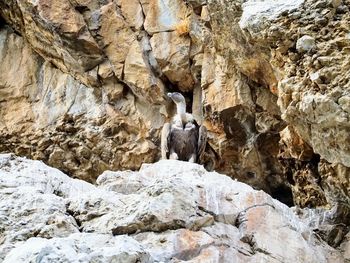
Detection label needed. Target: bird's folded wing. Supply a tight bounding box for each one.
[161,123,171,159]
[198,125,207,162]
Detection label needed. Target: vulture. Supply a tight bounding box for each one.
[161,92,207,163]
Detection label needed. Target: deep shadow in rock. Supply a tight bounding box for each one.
[270,184,294,207]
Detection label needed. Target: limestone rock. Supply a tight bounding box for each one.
[98,2,137,79]
[191,0,291,204]
[318,160,350,206]
[144,0,188,34]
[0,154,345,262]
[0,0,349,228]
[123,36,166,104]
[283,92,350,167]
[340,232,350,262]
[0,0,291,201]
[279,126,314,161]
[208,0,278,91]
[118,0,144,30]
[202,53,254,113]
[4,234,152,263]
[237,0,350,209]
[296,35,316,53]
[0,0,104,87]
[150,31,195,91]
[239,0,350,170]
[0,153,93,261]
[239,0,305,37]
[294,203,350,248]
[0,26,160,182]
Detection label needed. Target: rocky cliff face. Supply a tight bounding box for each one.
[239,0,350,208]
[0,0,349,241]
[0,154,348,262]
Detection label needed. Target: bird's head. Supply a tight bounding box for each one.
[167,92,185,104]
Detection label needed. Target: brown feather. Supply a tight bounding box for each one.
[198,125,207,163]
[170,125,198,161]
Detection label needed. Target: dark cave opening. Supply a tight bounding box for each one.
[75,5,90,14]
[277,153,324,208]
[286,170,295,185]
[270,184,294,207]
[183,90,194,113]
[0,15,6,28]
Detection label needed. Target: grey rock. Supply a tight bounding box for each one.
[0,154,345,262]
[3,233,152,263]
[0,153,94,261]
[296,35,316,53]
[339,232,350,261]
[239,0,305,34]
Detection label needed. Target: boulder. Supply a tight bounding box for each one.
[296,35,316,53]
[0,154,344,262]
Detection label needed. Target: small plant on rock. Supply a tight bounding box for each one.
[174,17,190,36]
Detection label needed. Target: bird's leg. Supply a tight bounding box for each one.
[188,154,197,163]
[169,151,179,160]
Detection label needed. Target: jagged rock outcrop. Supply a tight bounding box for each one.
[239,0,350,206]
[0,0,289,204]
[240,0,350,167]
[0,0,349,218]
[0,154,346,262]
[0,25,162,182]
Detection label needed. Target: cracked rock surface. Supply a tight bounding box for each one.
[0,0,349,213]
[0,154,345,262]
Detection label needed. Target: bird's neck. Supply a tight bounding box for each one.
[176,102,187,123]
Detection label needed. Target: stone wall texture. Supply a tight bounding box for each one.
[0,0,349,220]
[0,154,347,262]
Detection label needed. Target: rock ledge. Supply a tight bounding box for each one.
[0,154,345,262]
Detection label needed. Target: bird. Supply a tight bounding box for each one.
[161,92,207,163]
